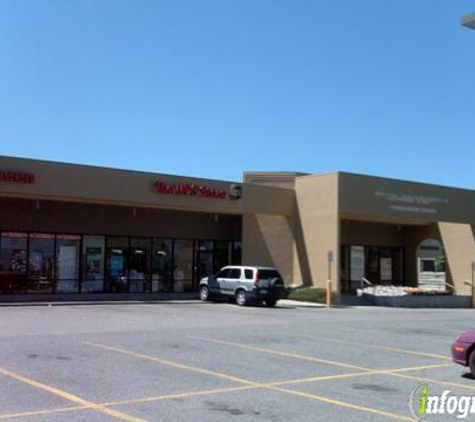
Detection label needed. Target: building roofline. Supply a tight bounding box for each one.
[2,156,473,194]
[0,155,240,185]
[298,170,475,193]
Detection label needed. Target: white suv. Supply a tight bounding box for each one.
[199,266,286,307]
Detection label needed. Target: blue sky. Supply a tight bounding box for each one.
[0,0,474,187]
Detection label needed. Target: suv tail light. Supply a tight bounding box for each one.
[254,270,260,286]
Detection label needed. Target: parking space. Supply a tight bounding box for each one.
[0,302,473,421]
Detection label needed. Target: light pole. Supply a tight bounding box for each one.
[462,13,475,29]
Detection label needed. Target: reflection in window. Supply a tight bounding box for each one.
[152,239,173,292]
[129,238,151,293]
[368,246,379,275]
[232,242,242,265]
[56,235,81,293]
[82,236,105,292]
[105,237,129,293]
[214,241,231,272]
[174,239,194,292]
[0,232,28,293]
[28,233,55,293]
[0,231,241,295]
[197,240,214,281]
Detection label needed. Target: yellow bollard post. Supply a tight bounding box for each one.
[326,279,332,308]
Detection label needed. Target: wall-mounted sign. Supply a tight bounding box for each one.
[374,190,449,215]
[0,170,35,184]
[153,180,227,199]
[229,184,242,200]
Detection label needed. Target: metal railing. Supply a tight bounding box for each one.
[360,277,373,288]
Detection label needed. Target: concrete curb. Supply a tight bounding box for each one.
[278,299,327,308]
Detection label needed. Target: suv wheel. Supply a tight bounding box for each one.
[265,299,277,307]
[199,286,210,301]
[235,290,247,306]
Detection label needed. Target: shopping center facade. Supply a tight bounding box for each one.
[1,155,475,301]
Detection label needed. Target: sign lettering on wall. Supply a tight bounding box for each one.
[374,190,449,215]
[153,180,228,199]
[0,170,35,184]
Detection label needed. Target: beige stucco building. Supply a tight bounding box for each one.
[1,155,474,301]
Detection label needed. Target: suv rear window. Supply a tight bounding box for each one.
[258,270,281,280]
[244,269,253,279]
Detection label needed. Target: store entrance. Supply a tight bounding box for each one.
[194,241,214,290]
[341,245,404,293]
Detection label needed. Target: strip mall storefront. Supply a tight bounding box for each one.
[1,156,475,301]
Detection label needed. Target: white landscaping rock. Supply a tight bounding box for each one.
[361,285,408,297]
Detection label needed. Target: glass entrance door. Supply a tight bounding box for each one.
[105,237,129,292]
[342,244,405,292]
[195,241,214,291]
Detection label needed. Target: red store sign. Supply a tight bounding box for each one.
[153,180,227,199]
[0,170,35,184]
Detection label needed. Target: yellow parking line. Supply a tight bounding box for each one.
[389,363,451,372]
[0,406,85,420]
[266,385,415,421]
[391,372,475,392]
[271,371,378,386]
[0,386,257,421]
[277,331,451,361]
[187,336,369,371]
[190,336,475,390]
[190,336,453,374]
[85,341,416,421]
[0,366,147,422]
[102,385,255,407]
[0,363,449,421]
[84,341,260,386]
[271,363,450,387]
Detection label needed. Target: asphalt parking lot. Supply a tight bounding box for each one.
[0,301,474,421]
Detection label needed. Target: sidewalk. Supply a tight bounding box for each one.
[278,299,327,308]
[0,292,199,306]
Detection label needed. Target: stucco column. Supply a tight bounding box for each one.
[438,222,475,295]
[241,213,299,286]
[295,175,340,294]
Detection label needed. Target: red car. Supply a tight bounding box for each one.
[452,331,475,375]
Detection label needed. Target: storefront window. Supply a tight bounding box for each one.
[379,247,392,282]
[105,237,129,293]
[232,242,242,265]
[0,231,238,295]
[367,246,379,282]
[174,239,194,292]
[196,240,214,282]
[28,233,55,293]
[129,238,151,293]
[0,232,28,293]
[82,236,105,292]
[56,235,81,293]
[350,245,365,285]
[152,239,173,292]
[214,241,231,272]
